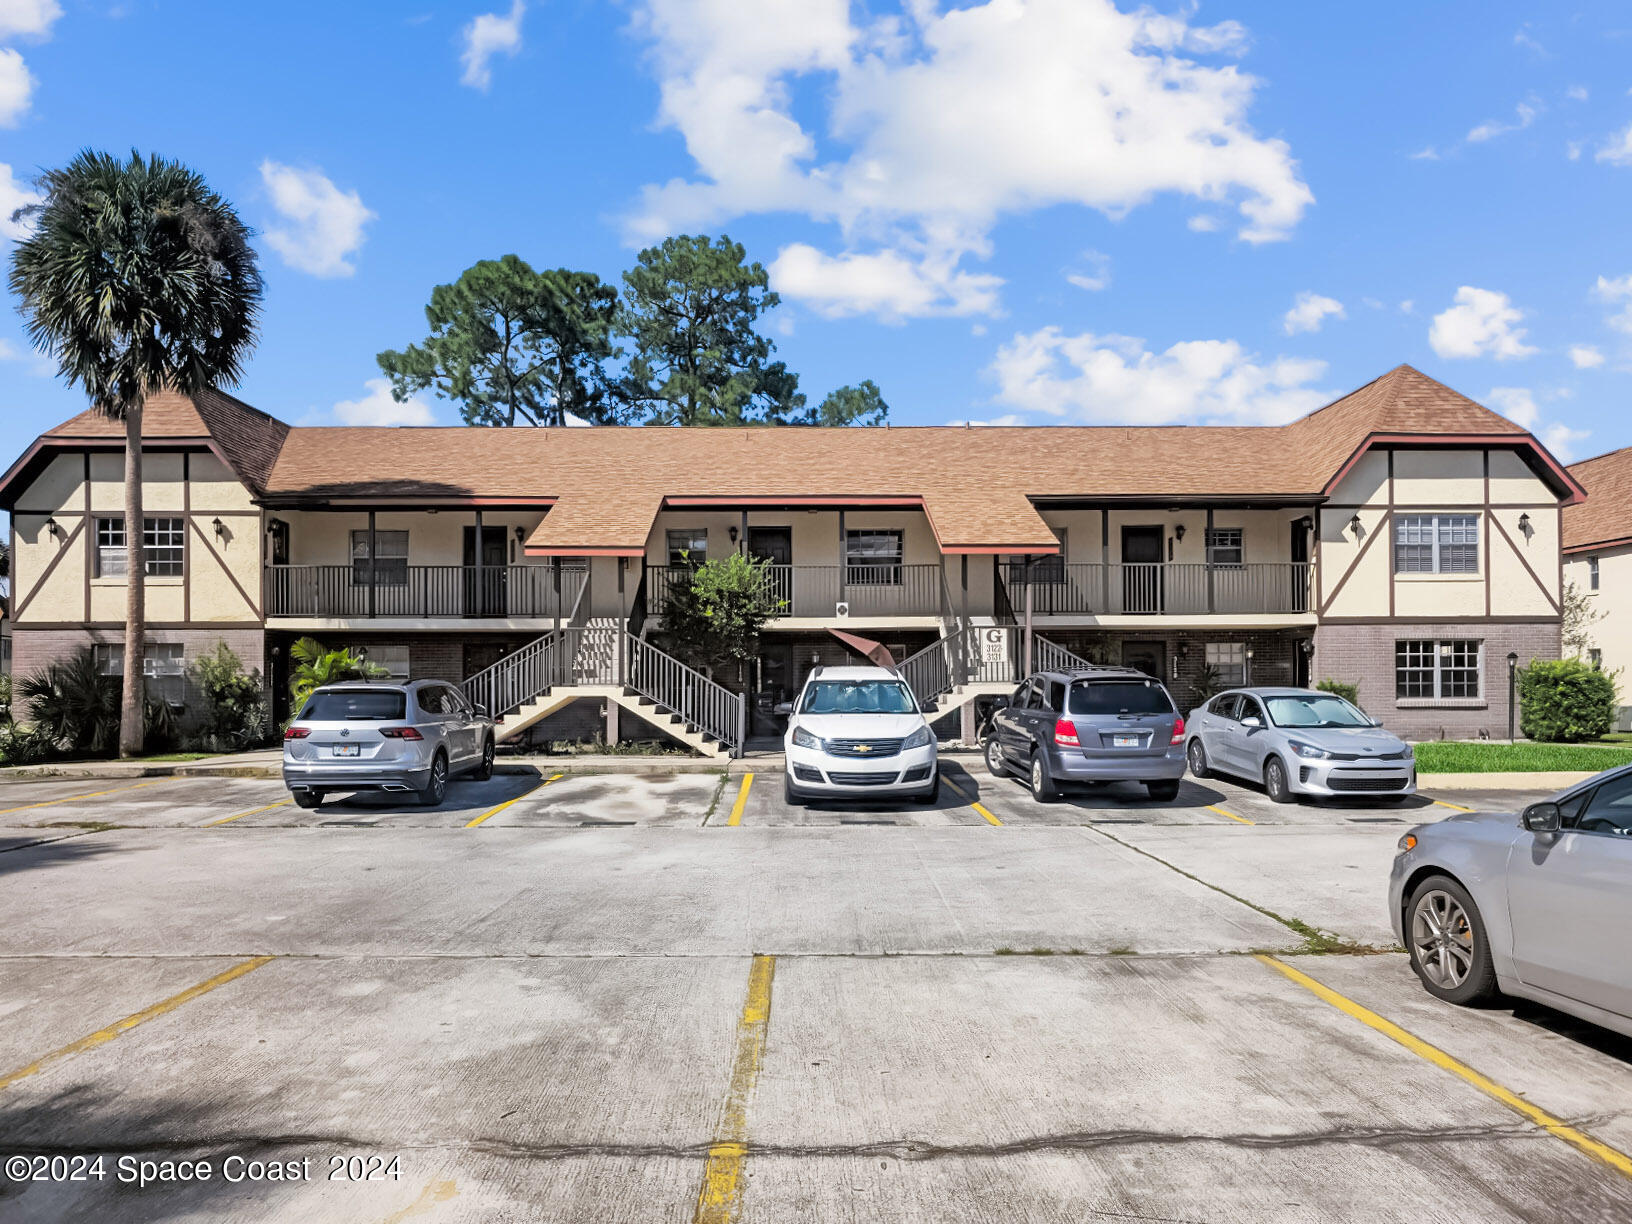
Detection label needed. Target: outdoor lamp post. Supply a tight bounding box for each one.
[1507,651,1519,742]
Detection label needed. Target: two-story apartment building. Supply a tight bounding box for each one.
[0,365,1580,754]
[1563,445,1632,728]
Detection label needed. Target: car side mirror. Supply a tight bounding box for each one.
[1522,802,1561,833]
[991,696,1010,709]
[773,702,793,716]
[1241,715,1262,728]
[472,703,488,718]
[920,700,939,715]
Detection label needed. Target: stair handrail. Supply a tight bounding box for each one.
[1032,636,1096,675]
[623,630,745,756]
[461,628,565,719]
[898,624,970,704]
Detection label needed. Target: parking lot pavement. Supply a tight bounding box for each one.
[486,770,726,828]
[731,767,990,827]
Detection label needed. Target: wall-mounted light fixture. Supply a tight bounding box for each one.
[514,525,526,544]
[1348,514,1363,539]
[1518,512,1532,539]
[1173,523,1186,541]
[728,525,739,544]
[44,516,60,539]
[211,516,226,542]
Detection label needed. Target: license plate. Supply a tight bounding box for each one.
[331,744,360,757]
[1113,734,1140,748]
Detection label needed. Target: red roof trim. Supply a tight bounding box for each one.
[1563,537,1632,555]
[1323,433,1587,504]
[523,545,643,557]
[662,495,924,507]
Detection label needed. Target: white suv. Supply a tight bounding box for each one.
[778,665,939,805]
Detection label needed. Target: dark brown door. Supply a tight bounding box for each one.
[1290,518,1310,612]
[463,526,508,616]
[753,641,795,737]
[1121,640,1167,680]
[1122,525,1164,612]
[749,527,793,613]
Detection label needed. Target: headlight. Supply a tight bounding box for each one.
[791,726,824,752]
[901,725,934,751]
[1401,743,1415,759]
[1397,832,1418,853]
[1288,739,1328,760]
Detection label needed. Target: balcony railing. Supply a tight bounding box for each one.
[649,563,944,619]
[1000,562,1312,616]
[265,563,588,619]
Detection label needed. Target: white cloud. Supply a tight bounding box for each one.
[988,329,1330,426]
[0,0,61,39]
[1467,100,1537,143]
[0,47,34,126]
[627,0,1312,319]
[768,242,1001,320]
[1592,274,1632,334]
[948,412,1027,426]
[1567,140,1583,161]
[1065,249,1111,293]
[1186,214,1221,232]
[332,378,436,427]
[1408,145,1440,161]
[460,0,525,90]
[1542,422,1590,461]
[0,160,40,239]
[1485,386,1538,428]
[1282,291,1344,335]
[1427,287,1537,360]
[259,161,375,277]
[1566,85,1588,103]
[1596,123,1632,166]
[1570,344,1605,369]
[1399,299,1415,314]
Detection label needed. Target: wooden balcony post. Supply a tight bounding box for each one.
[473,508,484,619]
[1023,556,1034,676]
[367,511,376,619]
[1205,507,1215,614]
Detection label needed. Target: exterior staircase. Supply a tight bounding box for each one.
[898,623,1094,740]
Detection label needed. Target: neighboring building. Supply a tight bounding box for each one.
[0,365,1580,753]
[1563,445,1632,728]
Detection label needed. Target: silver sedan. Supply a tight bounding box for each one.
[1388,765,1632,1038]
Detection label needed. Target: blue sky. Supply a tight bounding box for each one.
[2,0,1631,467]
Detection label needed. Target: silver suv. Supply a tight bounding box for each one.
[282,680,495,809]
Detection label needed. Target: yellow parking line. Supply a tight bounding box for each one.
[206,798,292,827]
[727,774,753,826]
[694,955,776,1224]
[941,775,1002,826]
[465,773,562,827]
[0,955,275,1093]
[1431,798,1474,812]
[0,778,166,817]
[1206,803,1255,826]
[1257,954,1632,1181]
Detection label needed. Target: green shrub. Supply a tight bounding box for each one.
[143,696,183,752]
[1519,658,1617,743]
[19,647,120,756]
[1316,678,1360,706]
[189,642,269,752]
[1192,663,1227,705]
[289,637,385,713]
[0,722,56,766]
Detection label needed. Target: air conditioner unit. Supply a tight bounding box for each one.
[835,601,850,618]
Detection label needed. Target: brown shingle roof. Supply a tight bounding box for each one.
[1565,446,1632,552]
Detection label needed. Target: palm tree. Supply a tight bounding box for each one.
[8,150,261,756]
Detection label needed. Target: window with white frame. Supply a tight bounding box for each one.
[1205,641,1247,685]
[353,644,410,681]
[95,517,185,578]
[350,530,409,586]
[1394,514,1479,575]
[1205,528,1244,568]
[1396,639,1481,699]
[96,518,127,578]
[845,529,904,585]
[667,529,707,567]
[93,642,185,704]
[92,643,123,676]
[1589,555,1600,591]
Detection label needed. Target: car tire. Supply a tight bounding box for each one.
[784,771,805,807]
[1029,752,1061,803]
[915,771,941,804]
[1406,874,1499,1006]
[472,736,495,782]
[984,737,1008,778]
[418,752,449,808]
[1187,738,1211,779]
[1264,756,1295,804]
[1145,780,1181,802]
[292,790,322,809]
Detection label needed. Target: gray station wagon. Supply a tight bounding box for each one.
[282,680,496,809]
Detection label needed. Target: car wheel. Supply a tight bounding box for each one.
[419,752,449,807]
[1145,780,1181,802]
[1030,752,1061,803]
[783,771,805,807]
[472,737,495,782]
[1187,738,1210,779]
[984,737,1008,778]
[1407,875,1498,1005]
[292,790,322,810]
[1264,756,1294,804]
[915,771,941,805]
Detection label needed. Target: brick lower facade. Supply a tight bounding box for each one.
[1313,620,1561,740]
[1038,628,1311,714]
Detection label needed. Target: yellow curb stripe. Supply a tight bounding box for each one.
[466,773,562,827]
[1206,803,1255,826]
[206,798,292,827]
[727,774,753,826]
[0,778,167,817]
[1256,954,1632,1181]
[0,955,275,1093]
[941,775,1003,825]
[694,955,776,1224]
[1431,799,1474,812]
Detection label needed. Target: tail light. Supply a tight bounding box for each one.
[1054,718,1080,746]
[1170,716,1185,745]
[283,726,310,740]
[380,727,424,740]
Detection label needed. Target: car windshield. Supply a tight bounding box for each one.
[299,689,406,721]
[1264,694,1372,729]
[1068,680,1174,716]
[800,680,918,714]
